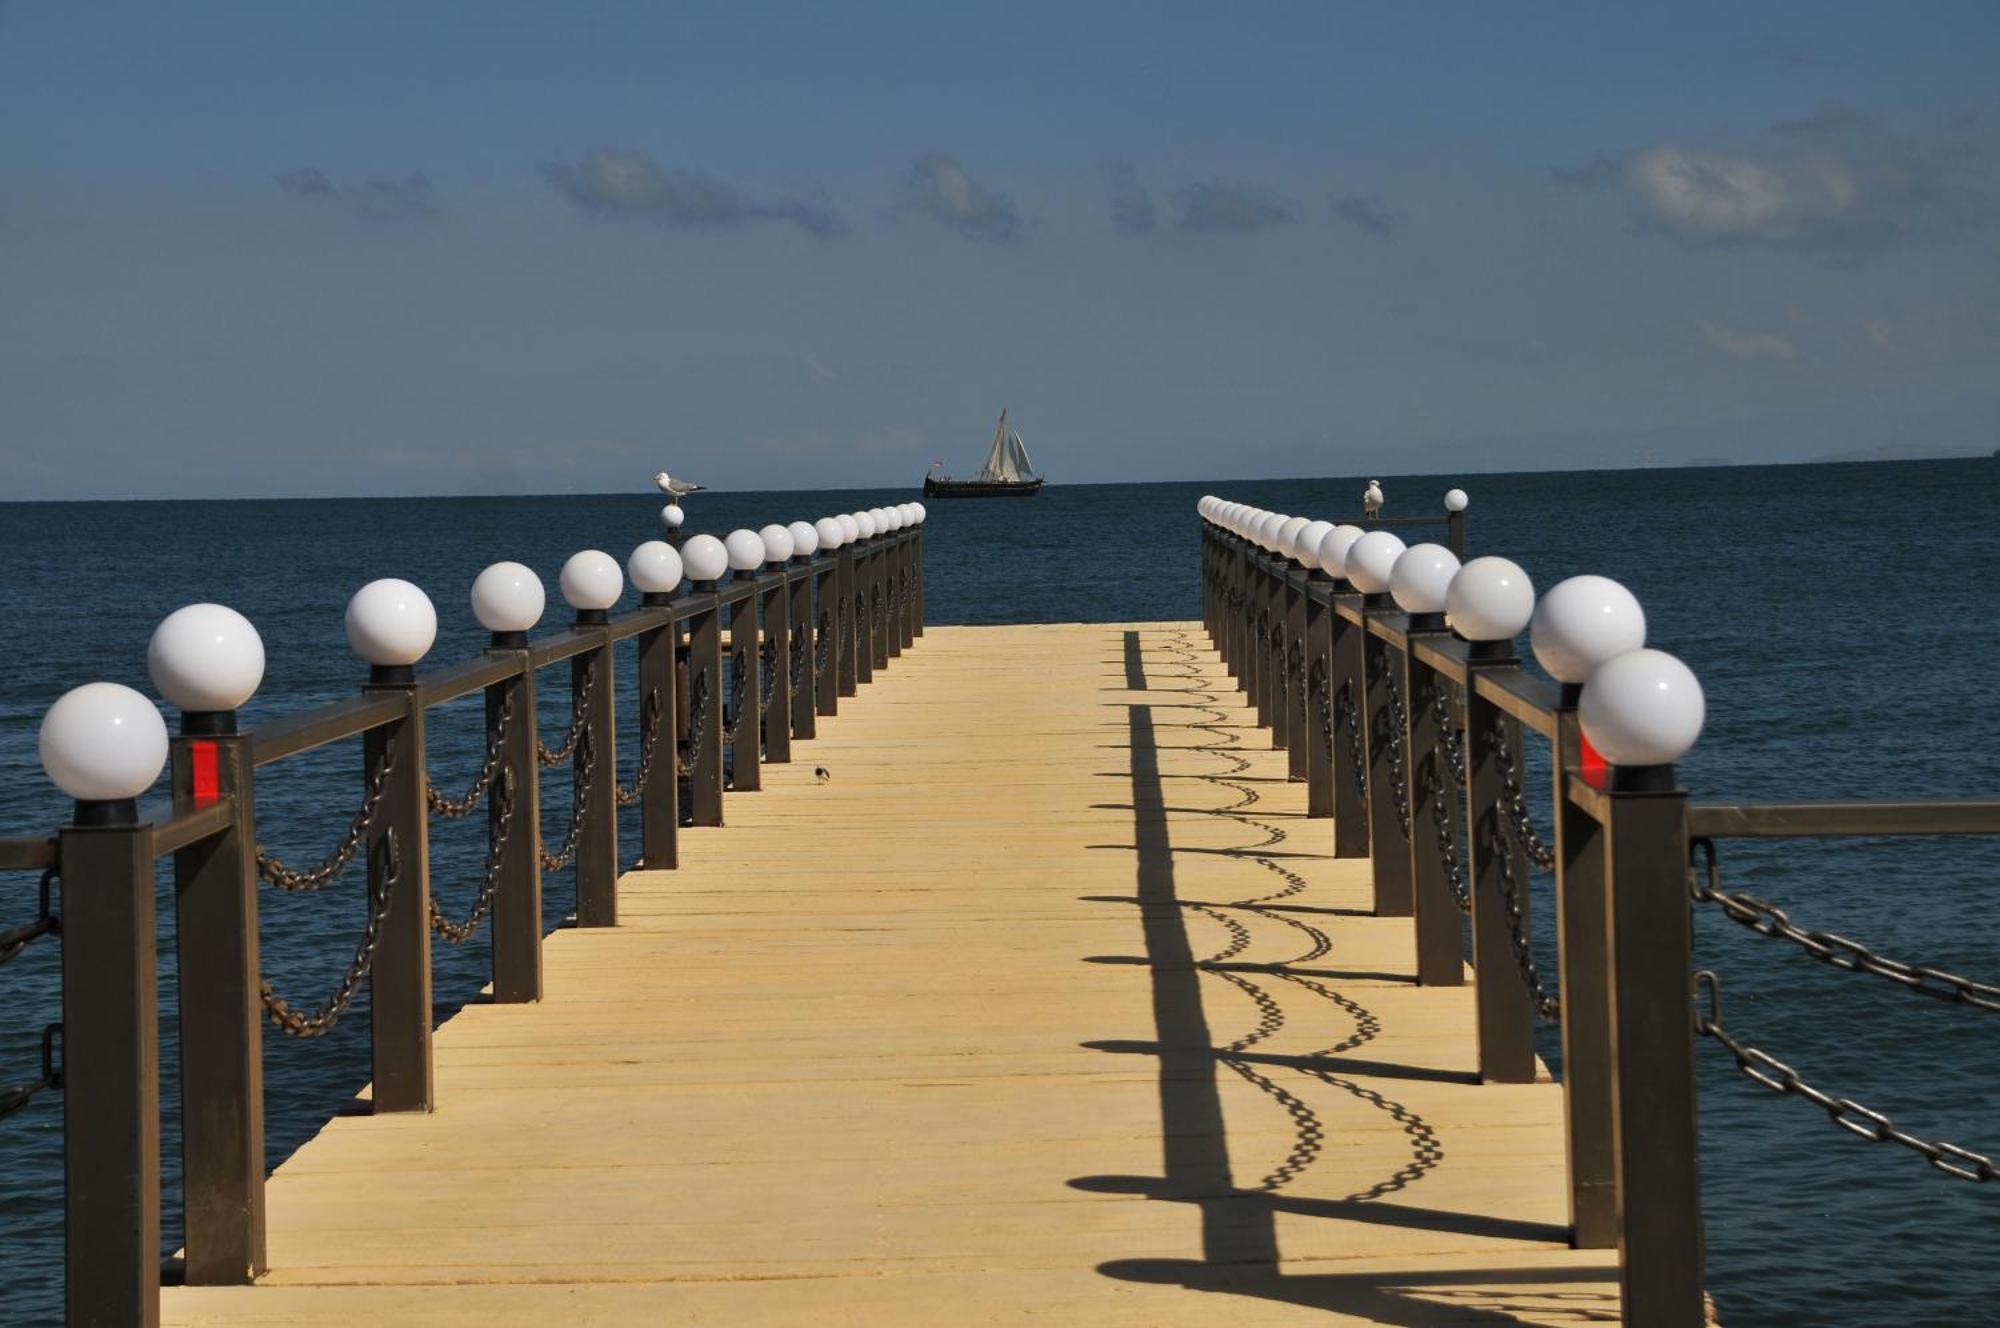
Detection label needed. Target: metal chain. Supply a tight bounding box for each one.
[789,629,807,692]
[1272,622,1288,691]
[1488,806,1560,1019]
[536,669,595,768]
[538,725,596,872]
[1334,680,1368,797]
[1379,668,1411,840]
[427,690,515,818]
[1423,764,1470,912]
[1690,838,2000,1013]
[615,689,664,807]
[1694,971,1993,1181]
[430,766,515,942]
[815,609,833,673]
[759,636,779,713]
[255,733,399,892]
[259,830,402,1037]
[1310,655,1334,761]
[1490,721,1556,869]
[0,867,60,965]
[1429,682,1466,787]
[0,1024,62,1123]
[685,667,711,770]
[722,649,750,744]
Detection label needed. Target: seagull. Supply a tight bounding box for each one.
[655,471,704,498]
[814,766,831,784]
[1363,480,1384,518]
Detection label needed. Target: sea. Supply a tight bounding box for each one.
[1,459,1996,1326]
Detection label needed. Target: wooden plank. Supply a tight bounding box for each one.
[163,623,1624,1326]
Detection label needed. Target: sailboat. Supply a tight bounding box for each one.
[923,409,1045,498]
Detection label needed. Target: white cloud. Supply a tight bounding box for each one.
[909,155,1017,239]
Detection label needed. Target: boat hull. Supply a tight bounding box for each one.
[923,476,1044,498]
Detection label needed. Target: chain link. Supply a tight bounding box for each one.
[722,648,750,744]
[1429,681,1466,787]
[1423,763,1470,912]
[1490,720,1556,869]
[789,628,807,692]
[259,830,402,1037]
[1379,666,1411,840]
[0,1024,63,1123]
[256,732,399,892]
[430,766,515,943]
[683,667,711,773]
[615,689,664,807]
[1694,970,1993,1181]
[427,690,515,818]
[536,669,595,768]
[815,609,833,674]
[1310,655,1334,761]
[0,867,60,965]
[1690,838,2000,1013]
[1334,680,1368,797]
[538,725,596,872]
[759,636,779,713]
[1489,806,1560,1020]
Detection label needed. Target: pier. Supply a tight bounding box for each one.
[4,494,1995,1326]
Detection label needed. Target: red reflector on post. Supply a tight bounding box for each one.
[1579,731,1607,788]
[191,740,220,804]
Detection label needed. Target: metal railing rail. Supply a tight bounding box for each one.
[0,510,925,1327]
[1197,494,1996,1328]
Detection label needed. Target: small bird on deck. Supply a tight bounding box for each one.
[1363,480,1384,518]
[814,766,831,783]
[655,471,705,498]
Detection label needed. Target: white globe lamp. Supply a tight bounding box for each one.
[1531,575,1647,688]
[682,533,728,586]
[628,541,684,601]
[758,523,795,565]
[1389,543,1461,622]
[471,562,546,644]
[788,520,819,559]
[814,517,845,551]
[1446,557,1535,650]
[1579,648,1705,780]
[40,682,170,818]
[1444,488,1469,513]
[560,549,623,619]
[1296,520,1335,570]
[345,579,436,676]
[855,510,878,540]
[661,503,685,530]
[147,604,264,721]
[838,514,861,544]
[1278,516,1312,559]
[1344,531,1407,594]
[724,528,767,574]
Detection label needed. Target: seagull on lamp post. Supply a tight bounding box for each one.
[1363,480,1384,519]
[655,471,705,499]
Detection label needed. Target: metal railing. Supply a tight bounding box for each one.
[1198,496,1998,1328]
[0,513,925,1326]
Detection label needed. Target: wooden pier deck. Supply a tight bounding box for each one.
[161,623,1622,1325]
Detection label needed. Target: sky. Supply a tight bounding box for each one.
[2,2,1997,498]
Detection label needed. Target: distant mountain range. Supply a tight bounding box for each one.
[1808,443,1995,464]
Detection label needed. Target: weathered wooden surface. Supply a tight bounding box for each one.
[162,623,1622,1325]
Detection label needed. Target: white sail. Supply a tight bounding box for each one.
[976,410,1025,482]
[1004,429,1034,477]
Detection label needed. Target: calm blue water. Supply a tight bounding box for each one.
[1,462,1996,1325]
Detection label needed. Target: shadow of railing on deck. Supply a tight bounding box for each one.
[1069,632,1612,1324]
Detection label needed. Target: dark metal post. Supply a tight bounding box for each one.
[1303,575,1334,818]
[1465,656,1536,1083]
[761,572,792,764]
[1361,602,1411,914]
[1405,630,1463,985]
[788,562,816,740]
[572,621,617,926]
[1269,564,1292,753]
[1447,508,1466,560]
[1601,767,1701,1321]
[487,650,542,999]
[364,680,431,1112]
[687,585,726,825]
[1285,566,1309,778]
[814,559,840,717]
[1329,590,1370,859]
[911,526,925,639]
[60,811,162,1327]
[170,720,265,1284]
[727,579,762,792]
[1250,554,1272,727]
[847,543,872,689]
[1556,701,1616,1246]
[869,539,890,673]
[636,603,679,870]
[887,534,907,657]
